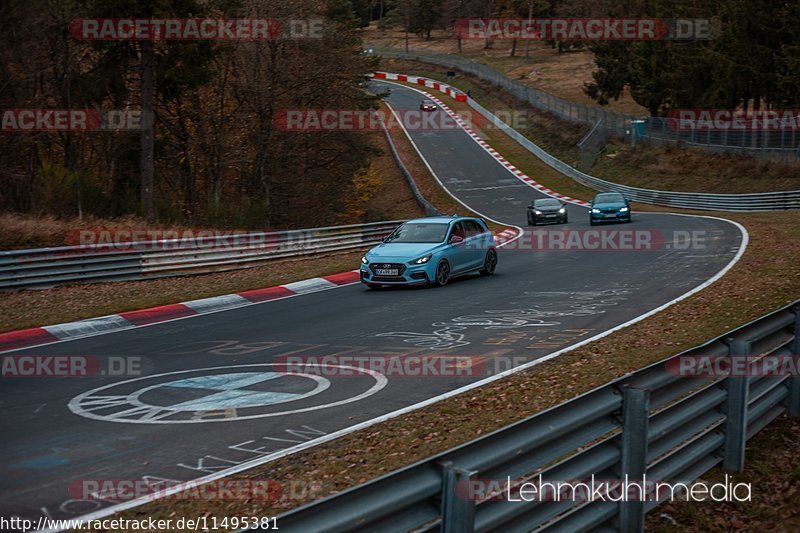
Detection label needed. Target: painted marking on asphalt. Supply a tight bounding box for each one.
[283,278,338,294]
[182,294,250,313]
[68,364,387,424]
[43,315,133,339]
[56,87,748,530]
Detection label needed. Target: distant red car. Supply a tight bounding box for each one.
[420,100,437,111]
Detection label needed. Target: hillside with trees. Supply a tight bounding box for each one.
[0,0,383,229]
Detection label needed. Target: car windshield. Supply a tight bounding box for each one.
[594,193,625,203]
[384,222,448,243]
[533,199,561,208]
[423,100,434,105]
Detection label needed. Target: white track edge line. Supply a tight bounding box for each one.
[1,279,361,355]
[50,216,747,530]
[48,91,751,533]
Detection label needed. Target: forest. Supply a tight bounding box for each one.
[2,0,798,228]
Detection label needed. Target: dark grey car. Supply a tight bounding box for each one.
[527,198,568,225]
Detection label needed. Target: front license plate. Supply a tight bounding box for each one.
[604,214,617,218]
[376,268,399,276]
[545,214,557,217]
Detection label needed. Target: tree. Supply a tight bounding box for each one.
[411,0,444,40]
[1,0,383,229]
[584,0,798,116]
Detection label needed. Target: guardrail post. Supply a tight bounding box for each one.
[788,306,800,417]
[439,461,476,533]
[723,339,751,471]
[618,386,650,533]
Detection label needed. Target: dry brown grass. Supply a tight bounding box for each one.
[384,75,598,201]
[364,24,647,114]
[0,124,432,332]
[648,415,800,532]
[65,58,800,531]
[0,213,181,250]
[108,84,800,525]
[378,100,510,233]
[385,60,800,194]
[0,252,367,333]
[1,125,422,252]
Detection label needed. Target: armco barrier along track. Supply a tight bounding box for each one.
[466,98,800,212]
[0,222,520,291]
[0,221,403,290]
[370,65,800,211]
[370,47,800,162]
[264,300,800,533]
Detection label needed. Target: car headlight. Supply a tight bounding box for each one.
[361,256,369,264]
[558,208,566,213]
[620,207,629,212]
[534,210,543,215]
[412,254,432,264]
[591,208,600,214]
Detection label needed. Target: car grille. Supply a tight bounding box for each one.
[600,208,618,213]
[369,263,406,275]
[373,276,405,282]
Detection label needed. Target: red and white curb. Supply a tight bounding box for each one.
[0,271,362,353]
[371,72,591,208]
[372,71,468,102]
[0,230,516,353]
[493,228,519,246]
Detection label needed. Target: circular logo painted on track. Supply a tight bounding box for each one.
[68,363,386,424]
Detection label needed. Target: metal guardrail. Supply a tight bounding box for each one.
[465,98,800,211]
[370,47,800,162]
[577,118,606,172]
[265,300,800,532]
[0,221,405,290]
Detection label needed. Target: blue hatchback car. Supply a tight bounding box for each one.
[360,216,497,288]
[589,192,632,225]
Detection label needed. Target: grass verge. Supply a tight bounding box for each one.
[382,75,598,202]
[647,414,800,531]
[384,59,800,194]
[109,210,799,529]
[378,100,512,234]
[0,252,365,333]
[364,25,647,115]
[0,126,426,333]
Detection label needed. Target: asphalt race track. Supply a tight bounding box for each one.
[0,81,743,523]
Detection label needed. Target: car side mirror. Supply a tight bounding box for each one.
[450,235,464,244]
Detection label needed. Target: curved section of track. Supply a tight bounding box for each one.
[0,81,744,523]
